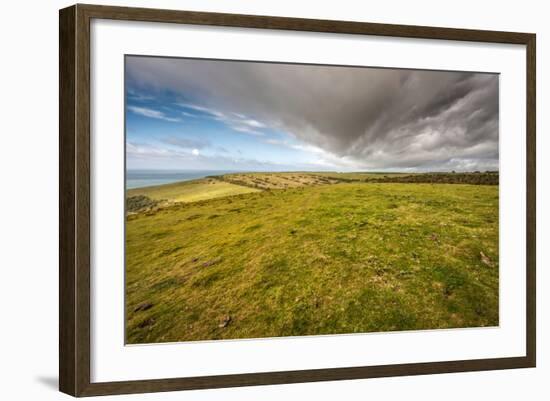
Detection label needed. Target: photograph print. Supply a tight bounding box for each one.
[125,55,499,344]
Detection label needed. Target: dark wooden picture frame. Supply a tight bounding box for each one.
[59,3,536,397]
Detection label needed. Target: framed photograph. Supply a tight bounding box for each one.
[59,4,536,397]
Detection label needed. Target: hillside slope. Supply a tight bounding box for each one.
[127,177,260,205]
[126,182,499,343]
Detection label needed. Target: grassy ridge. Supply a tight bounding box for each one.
[127,178,260,204]
[218,172,340,189]
[126,181,498,344]
[218,171,499,190]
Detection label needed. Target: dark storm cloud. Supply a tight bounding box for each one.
[126,56,499,171]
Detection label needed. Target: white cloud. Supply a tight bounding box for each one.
[230,125,264,136]
[127,106,181,122]
[243,119,265,128]
[127,88,155,101]
[264,138,286,146]
[127,141,307,171]
[176,103,225,118]
[263,138,328,156]
[175,102,266,136]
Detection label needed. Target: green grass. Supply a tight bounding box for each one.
[126,180,498,344]
[127,178,260,203]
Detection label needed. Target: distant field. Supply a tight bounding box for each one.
[126,176,499,344]
[219,172,340,189]
[127,178,260,205]
[219,171,415,189]
[217,171,497,190]
[309,171,414,181]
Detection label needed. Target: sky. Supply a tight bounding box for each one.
[125,56,499,172]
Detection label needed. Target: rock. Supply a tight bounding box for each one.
[134,302,153,312]
[137,318,155,328]
[202,258,221,268]
[480,251,494,267]
[219,315,232,328]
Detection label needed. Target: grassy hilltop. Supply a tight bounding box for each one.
[127,177,260,204]
[126,172,499,344]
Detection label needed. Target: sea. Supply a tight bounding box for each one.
[126,169,235,189]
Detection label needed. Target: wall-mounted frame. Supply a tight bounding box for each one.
[59,3,536,397]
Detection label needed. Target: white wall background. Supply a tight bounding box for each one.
[0,0,546,400]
